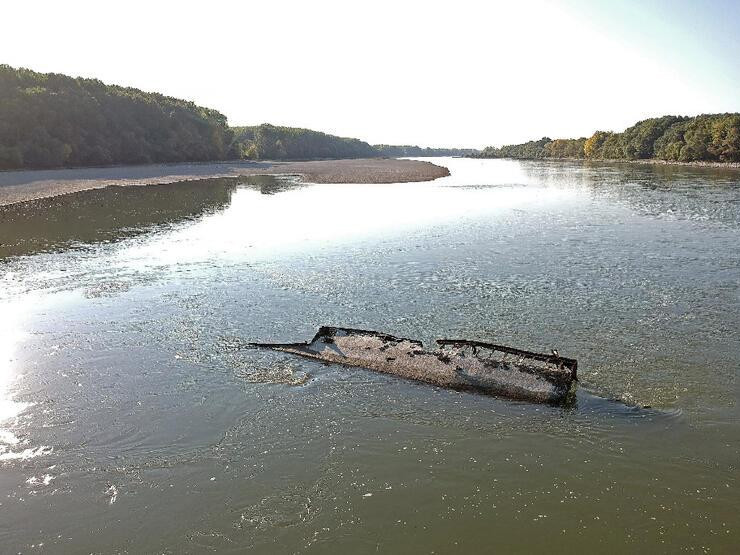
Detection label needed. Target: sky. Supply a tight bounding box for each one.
[2,0,738,147]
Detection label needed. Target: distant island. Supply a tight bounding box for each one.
[474,114,740,164]
[0,65,472,171]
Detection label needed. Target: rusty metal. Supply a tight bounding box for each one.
[436,338,577,382]
[248,326,578,404]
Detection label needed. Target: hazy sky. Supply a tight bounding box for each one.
[3,0,738,147]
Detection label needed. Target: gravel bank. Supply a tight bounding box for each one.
[0,158,450,206]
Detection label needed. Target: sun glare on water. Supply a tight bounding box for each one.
[0,297,49,461]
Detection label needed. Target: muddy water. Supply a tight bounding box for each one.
[0,159,738,553]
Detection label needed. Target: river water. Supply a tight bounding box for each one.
[1,158,738,553]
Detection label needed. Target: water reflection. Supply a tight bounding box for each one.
[504,157,740,225]
[0,158,738,552]
[0,295,46,461]
[0,177,238,258]
[122,176,581,268]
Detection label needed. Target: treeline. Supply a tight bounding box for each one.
[475,114,740,163]
[231,125,474,161]
[0,65,232,170]
[0,64,473,170]
[373,145,477,157]
[230,124,378,160]
[476,137,587,160]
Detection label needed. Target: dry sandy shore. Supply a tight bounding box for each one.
[0,158,450,207]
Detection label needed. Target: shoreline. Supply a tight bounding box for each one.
[587,157,740,169]
[0,158,450,207]
[472,156,740,169]
[599,158,740,169]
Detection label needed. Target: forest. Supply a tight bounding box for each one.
[0,65,469,170]
[373,145,477,157]
[230,124,378,160]
[0,65,232,170]
[476,114,740,163]
[8,64,735,170]
[230,126,476,161]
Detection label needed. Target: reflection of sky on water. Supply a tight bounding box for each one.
[119,176,583,269]
[0,158,738,552]
[0,161,581,460]
[1,156,738,451]
[0,297,36,460]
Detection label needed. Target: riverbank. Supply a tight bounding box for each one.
[0,158,450,206]
[609,158,740,169]
[472,156,740,169]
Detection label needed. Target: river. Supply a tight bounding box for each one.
[1,158,738,552]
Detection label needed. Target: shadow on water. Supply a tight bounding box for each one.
[247,174,308,195]
[567,387,683,421]
[0,175,302,259]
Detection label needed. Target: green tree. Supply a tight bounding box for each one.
[0,64,232,170]
[480,113,740,164]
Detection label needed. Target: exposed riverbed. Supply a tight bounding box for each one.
[1,158,738,552]
[0,158,449,206]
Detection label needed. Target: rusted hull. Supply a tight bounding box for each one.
[249,326,578,404]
